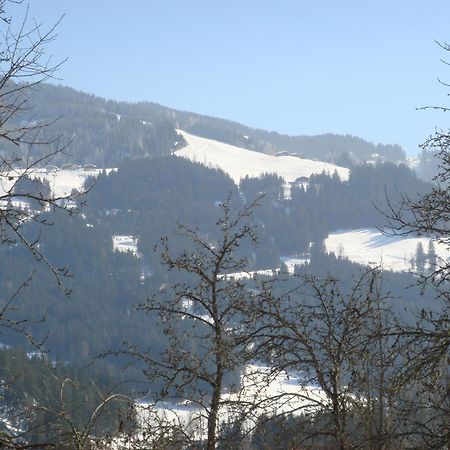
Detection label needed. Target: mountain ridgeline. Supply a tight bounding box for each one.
[12,83,406,167]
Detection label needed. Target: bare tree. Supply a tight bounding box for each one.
[0,2,96,448]
[0,375,133,450]
[383,41,450,449]
[113,197,277,450]
[385,41,449,291]
[0,0,86,350]
[251,269,405,450]
[0,0,77,283]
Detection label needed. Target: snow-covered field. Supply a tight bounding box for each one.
[136,364,326,442]
[325,228,448,272]
[219,269,278,280]
[0,167,115,199]
[219,257,310,280]
[175,130,349,185]
[217,225,447,280]
[112,235,141,257]
[281,256,310,273]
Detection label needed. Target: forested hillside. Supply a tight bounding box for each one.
[1,1,448,447]
[0,88,437,445]
[0,127,444,449]
[5,83,406,167]
[0,155,434,368]
[174,112,405,165]
[11,84,183,166]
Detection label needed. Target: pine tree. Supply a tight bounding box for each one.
[415,242,426,273]
[427,240,437,271]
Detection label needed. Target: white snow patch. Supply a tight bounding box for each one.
[407,157,420,170]
[136,364,326,442]
[219,269,278,280]
[0,167,116,199]
[281,256,310,273]
[39,167,116,198]
[218,256,310,280]
[325,228,449,272]
[112,235,141,258]
[175,130,349,185]
[0,199,30,210]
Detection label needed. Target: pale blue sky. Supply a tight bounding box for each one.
[17,1,450,155]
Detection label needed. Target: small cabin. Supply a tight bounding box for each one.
[61,163,78,170]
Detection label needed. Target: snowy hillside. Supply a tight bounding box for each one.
[0,167,115,200]
[35,167,116,198]
[325,228,449,272]
[220,229,448,278]
[175,130,350,184]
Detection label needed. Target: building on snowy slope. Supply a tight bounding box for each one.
[289,176,310,189]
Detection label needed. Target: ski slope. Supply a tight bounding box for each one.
[325,228,448,272]
[175,130,349,185]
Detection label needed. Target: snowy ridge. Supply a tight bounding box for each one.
[175,130,349,184]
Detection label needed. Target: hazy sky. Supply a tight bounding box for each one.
[16,1,450,155]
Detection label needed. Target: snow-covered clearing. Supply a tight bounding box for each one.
[112,235,141,257]
[220,229,448,281]
[217,256,310,281]
[37,167,115,198]
[219,269,278,280]
[219,257,310,280]
[0,167,115,199]
[325,228,448,272]
[175,130,349,185]
[281,256,310,273]
[136,364,326,442]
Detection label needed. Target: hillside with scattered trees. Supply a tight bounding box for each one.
[5,82,407,167]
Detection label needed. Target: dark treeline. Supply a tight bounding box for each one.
[10,84,183,166]
[0,347,129,445]
[239,162,431,254]
[85,156,281,270]
[290,162,430,235]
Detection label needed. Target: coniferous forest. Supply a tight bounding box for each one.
[0,2,449,449]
